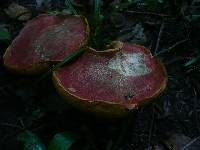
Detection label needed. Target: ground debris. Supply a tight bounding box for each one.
[155,133,200,150]
[4,3,31,21]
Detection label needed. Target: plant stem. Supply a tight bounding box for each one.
[94,0,100,19]
[65,0,78,15]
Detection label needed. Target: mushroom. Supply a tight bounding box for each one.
[3,13,167,118]
[53,41,167,117]
[3,14,89,75]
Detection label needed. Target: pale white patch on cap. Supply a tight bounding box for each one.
[108,52,151,77]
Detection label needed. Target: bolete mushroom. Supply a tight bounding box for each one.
[3,14,89,74]
[53,41,167,117]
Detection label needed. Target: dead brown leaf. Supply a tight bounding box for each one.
[4,3,31,21]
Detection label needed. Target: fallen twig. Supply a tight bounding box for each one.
[0,122,24,130]
[153,39,189,57]
[181,136,200,150]
[126,10,170,17]
[154,23,165,55]
[147,105,155,150]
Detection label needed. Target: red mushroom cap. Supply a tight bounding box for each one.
[53,41,167,117]
[3,14,89,74]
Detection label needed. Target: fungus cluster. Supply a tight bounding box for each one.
[3,14,167,117]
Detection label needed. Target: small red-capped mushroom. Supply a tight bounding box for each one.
[3,14,89,74]
[53,41,167,117]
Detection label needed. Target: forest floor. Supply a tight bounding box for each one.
[0,0,200,150]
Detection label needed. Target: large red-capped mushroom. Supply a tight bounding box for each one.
[3,14,89,74]
[53,41,167,117]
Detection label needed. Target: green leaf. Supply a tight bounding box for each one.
[191,14,200,21]
[0,25,11,41]
[18,130,46,150]
[55,47,86,69]
[48,132,77,150]
[37,46,86,82]
[185,13,200,22]
[184,55,200,67]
